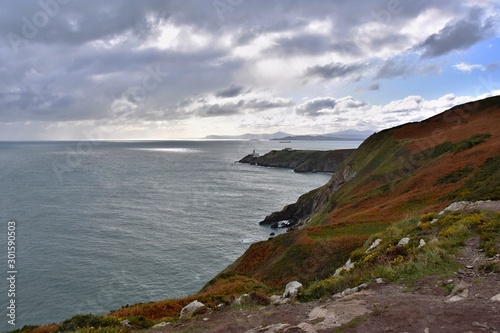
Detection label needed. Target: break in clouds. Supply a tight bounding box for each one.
[0,0,499,139]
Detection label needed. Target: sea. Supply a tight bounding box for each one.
[0,140,361,330]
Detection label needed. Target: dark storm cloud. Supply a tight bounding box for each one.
[215,83,245,98]
[272,33,332,56]
[196,100,244,117]
[294,96,367,117]
[244,98,294,110]
[1,0,169,48]
[376,58,440,79]
[294,97,337,117]
[0,0,497,137]
[305,62,366,80]
[418,7,494,58]
[194,97,293,117]
[270,33,363,57]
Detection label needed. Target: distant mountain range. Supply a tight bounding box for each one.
[204,130,374,141]
[204,132,291,140]
[272,130,374,141]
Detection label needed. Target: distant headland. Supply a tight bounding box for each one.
[238,148,356,173]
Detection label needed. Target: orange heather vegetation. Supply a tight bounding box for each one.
[13,96,500,329]
[220,95,500,287]
[91,95,500,322]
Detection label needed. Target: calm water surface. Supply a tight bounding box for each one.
[0,140,361,329]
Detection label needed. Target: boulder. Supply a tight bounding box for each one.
[439,200,500,215]
[180,300,208,319]
[333,283,370,298]
[334,258,355,276]
[235,294,251,305]
[270,295,282,303]
[491,294,500,302]
[446,281,470,302]
[418,239,427,248]
[283,281,303,299]
[397,237,410,246]
[367,239,382,252]
[152,322,170,328]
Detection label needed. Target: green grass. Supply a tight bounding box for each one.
[307,222,389,241]
[443,156,500,201]
[52,314,122,333]
[460,156,500,201]
[300,211,500,301]
[436,166,474,184]
[425,133,492,159]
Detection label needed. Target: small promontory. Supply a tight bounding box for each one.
[238,149,356,173]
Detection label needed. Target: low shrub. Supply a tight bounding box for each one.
[54,314,120,333]
[436,166,473,184]
[300,210,499,300]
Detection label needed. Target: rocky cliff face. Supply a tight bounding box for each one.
[221,95,500,287]
[259,164,356,228]
[239,149,355,173]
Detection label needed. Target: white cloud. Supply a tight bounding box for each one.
[0,1,498,140]
[454,62,486,73]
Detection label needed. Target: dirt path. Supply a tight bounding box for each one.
[152,237,500,333]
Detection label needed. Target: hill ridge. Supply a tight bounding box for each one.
[12,95,500,333]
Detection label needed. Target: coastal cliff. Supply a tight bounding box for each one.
[239,149,355,173]
[220,95,500,288]
[258,164,356,227]
[17,95,500,333]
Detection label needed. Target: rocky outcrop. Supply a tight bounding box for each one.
[333,259,355,276]
[439,200,500,214]
[259,164,356,228]
[239,149,355,173]
[270,281,303,305]
[283,281,303,299]
[179,300,208,319]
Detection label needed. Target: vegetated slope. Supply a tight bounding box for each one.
[218,95,500,287]
[12,97,500,333]
[239,149,355,173]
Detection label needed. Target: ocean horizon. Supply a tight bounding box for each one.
[0,140,361,330]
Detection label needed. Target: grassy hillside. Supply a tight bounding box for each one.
[11,96,500,333]
[220,95,500,287]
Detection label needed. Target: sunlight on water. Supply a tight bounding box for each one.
[0,140,360,329]
[128,147,200,153]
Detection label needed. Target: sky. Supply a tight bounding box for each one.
[0,0,499,140]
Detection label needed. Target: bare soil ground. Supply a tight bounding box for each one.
[152,237,500,333]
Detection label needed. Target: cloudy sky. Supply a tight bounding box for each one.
[1,0,499,140]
